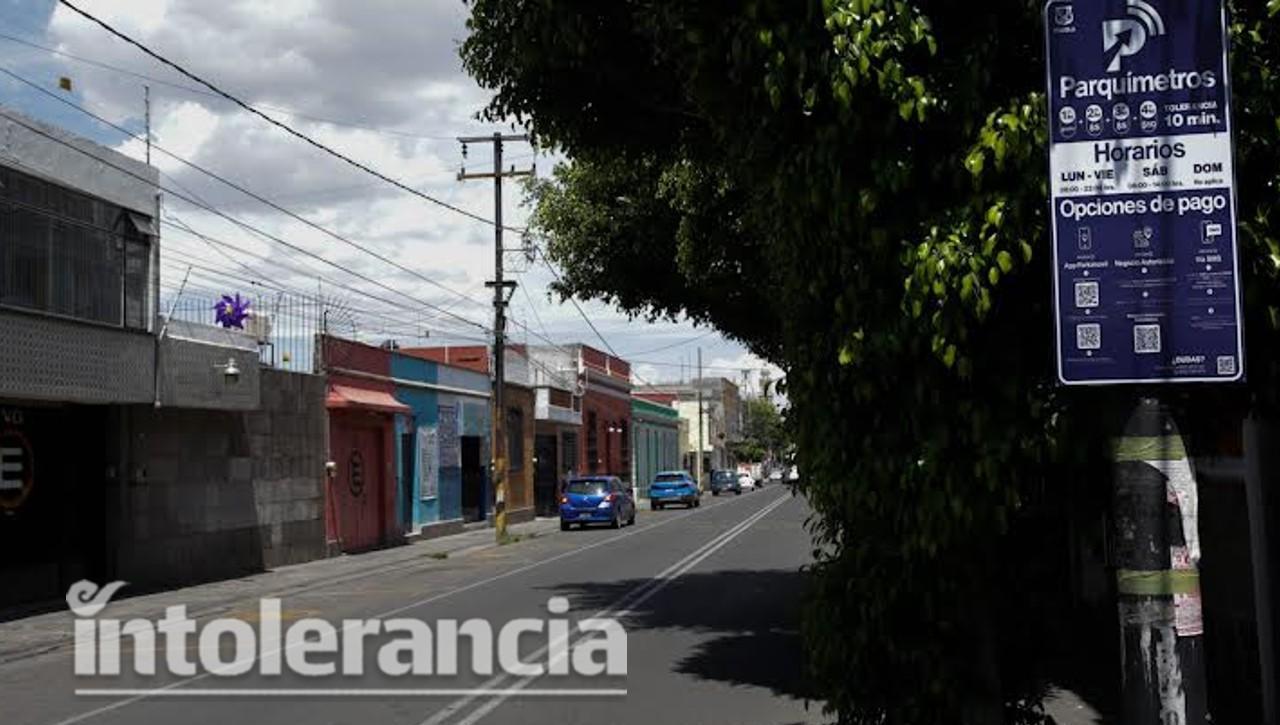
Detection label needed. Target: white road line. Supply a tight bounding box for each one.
[48,489,760,725]
[423,492,793,725]
[417,495,782,725]
[453,493,792,725]
[72,689,627,698]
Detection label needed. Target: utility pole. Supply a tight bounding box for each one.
[696,347,704,490]
[1111,398,1208,724]
[458,132,532,542]
[143,85,151,165]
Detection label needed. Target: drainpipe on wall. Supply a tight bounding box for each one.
[316,332,341,555]
[151,191,161,334]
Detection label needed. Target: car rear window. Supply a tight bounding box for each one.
[566,480,608,495]
[712,471,736,482]
[654,473,685,483]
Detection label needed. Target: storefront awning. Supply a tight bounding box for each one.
[326,384,411,414]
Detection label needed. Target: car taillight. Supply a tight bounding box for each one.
[559,495,568,504]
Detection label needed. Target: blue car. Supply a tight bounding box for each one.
[560,476,636,531]
[709,469,742,496]
[648,471,701,510]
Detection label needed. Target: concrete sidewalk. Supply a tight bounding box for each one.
[1043,688,1107,724]
[0,517,561,666]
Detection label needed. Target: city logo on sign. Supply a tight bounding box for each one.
[1103,0,1167,72]
[1054,5,1074,27]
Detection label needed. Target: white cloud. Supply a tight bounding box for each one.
[12,0,765,366]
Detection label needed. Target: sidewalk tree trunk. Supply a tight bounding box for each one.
[461,2,1280,722]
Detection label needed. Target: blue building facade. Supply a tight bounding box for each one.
[390,352,491,537]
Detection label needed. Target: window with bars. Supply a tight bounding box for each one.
[586,411,598,473]
[0,165,152,329]
[560,432,578,476]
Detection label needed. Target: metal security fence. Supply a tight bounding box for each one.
[163,291,326,373]
[160,287,450,374]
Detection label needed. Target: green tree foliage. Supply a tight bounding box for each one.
[463,1,1280,722]
[733,396,788,463]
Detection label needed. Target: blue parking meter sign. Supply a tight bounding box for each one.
[1044,0,1244,385]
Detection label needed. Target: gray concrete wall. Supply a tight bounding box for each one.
[158,326,262,411]
[0,310,155,405]
[117,369,327,588]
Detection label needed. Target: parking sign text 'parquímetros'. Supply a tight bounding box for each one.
[1045,0,1244,385]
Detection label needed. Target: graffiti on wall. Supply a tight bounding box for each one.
[438,405,460,468]
[419,425,439,500]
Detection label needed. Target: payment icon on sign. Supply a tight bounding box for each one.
[1077,226,1092,251]
[1201,221,1223,245]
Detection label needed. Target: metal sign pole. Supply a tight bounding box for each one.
[1044,2,1243,721]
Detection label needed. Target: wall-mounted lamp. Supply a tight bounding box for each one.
[214,356,242,385]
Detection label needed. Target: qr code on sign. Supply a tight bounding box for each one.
[1217,356,1237,376]
[1074,281,1100,308]
[1076,323,1101,350]
[1134,324,1162,354]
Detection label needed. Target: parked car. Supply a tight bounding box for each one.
[648,471,701,510]
[738,472,756,491]
[768,468,784,484]
[560,476,636,530]
[709,469,742,496]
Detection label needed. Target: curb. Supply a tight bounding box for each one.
[0,519,562,667]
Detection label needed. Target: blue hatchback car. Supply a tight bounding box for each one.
[648,471,701,510]
[559,476,636,531]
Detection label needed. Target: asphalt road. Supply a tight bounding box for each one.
[1,486,821,725]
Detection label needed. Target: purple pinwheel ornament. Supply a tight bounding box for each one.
[214,293,252,329]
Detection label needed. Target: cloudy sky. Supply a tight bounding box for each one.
[0,0,781,392]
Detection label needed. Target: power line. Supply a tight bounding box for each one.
[531,244,619,358]
[0,31,463,142]
[0,65,489,313]
[156,257,490,344]
[56,0,521,232]
[164,216,336,288]
[619,329,718,356]
[627,358,776,374]
[159,218,487,339]
[507,242,660,386]
[516,274,555,350]
[0,108,492,335]
[0,30,546,169]
[161,204,271,284]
